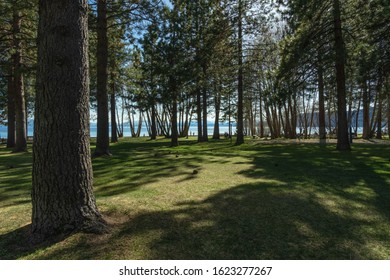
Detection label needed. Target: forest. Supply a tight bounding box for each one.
[0,0,390,260]
[1,0,389,151]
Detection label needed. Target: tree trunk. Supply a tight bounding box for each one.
[136,113,143,137]
[369,86,377,137]
[94,0,110,156]
[170,76,179,147]
[12,10,27,153]
[151,103,157,140]
[283,103,291,138]
[110,59,118,143]
[117,97,124,137]
[6,68,16,148]
[291,95,297,139]
[309,95,316,137]
[318,59,326,143]
[196,88,203,142]
[252,99,257,136]
[33,0,106,240]
[333,0,350,150]
[235,0,244,145]
[171,99,179,146]
[362,79,370,139]
[259,89,264,137]
[202,86,208,142]
[213,89,221,140]
[354,91,362,135]
[376,77,383,139]
[110,90,118,143]
[376,95,383,139]
[387,77,390,136]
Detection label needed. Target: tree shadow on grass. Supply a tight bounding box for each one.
[34,180,388,260]
[92,141,211,198]
[0,225,73,260]
[0,153,32,208]
[121,185,388,259]
[36,143,390,260]
[237,143,390,221]
[93,153,208,198]
[2,142,390,260]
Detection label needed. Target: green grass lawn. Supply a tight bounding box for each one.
[1,137,390,259]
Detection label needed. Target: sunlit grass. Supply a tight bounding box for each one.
[1,137,390,259]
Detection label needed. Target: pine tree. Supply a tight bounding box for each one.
[94,0,111,156]
[33,0,106,240]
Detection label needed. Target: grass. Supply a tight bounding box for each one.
[1,137,390,259]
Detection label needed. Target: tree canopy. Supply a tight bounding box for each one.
[0,0,389,150]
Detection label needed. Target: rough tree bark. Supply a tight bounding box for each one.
[94,0,110,156]
[33,0,107,240]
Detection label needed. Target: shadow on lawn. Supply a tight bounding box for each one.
[92,139,219,198]
[115,184,377,259]
[240,143,390,221]
[37,143,390,260]
[33,181,385,260]
[0,225,73,260]
[0,161,32,209]
[1,142,390,259]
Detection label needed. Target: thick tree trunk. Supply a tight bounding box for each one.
[333,0,350,150]
[33,0,106,240]
[12,10,27,153]
[7,68,16,148]
[235,0,244,145]
[94,0,110,156]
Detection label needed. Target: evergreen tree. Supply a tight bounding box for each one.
[94,0,111,156]
[33,0,106,239]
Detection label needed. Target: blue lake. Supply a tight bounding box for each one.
[0,121,236,139]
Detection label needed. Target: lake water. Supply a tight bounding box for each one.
[1,120,370,139]
[0,121,236,139]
